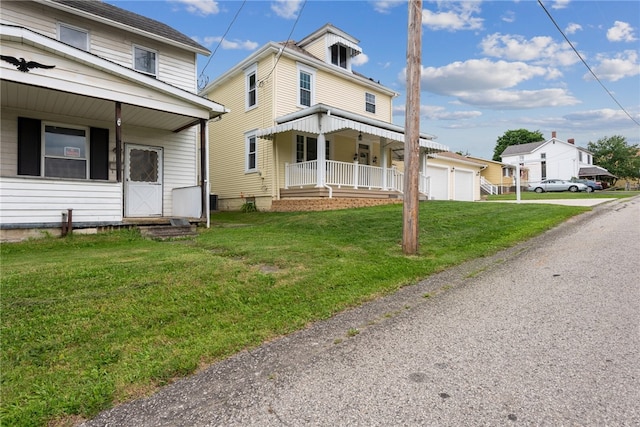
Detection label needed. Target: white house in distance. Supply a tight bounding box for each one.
[0,0,228,241]
[500,131,607,183]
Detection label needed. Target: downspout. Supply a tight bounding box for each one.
[200,118,209,228]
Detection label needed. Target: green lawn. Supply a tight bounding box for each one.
[487,190,637,201]
[0,200,613,426]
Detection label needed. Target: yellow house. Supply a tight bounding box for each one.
[200,24,448,211]
[465,156,517,195]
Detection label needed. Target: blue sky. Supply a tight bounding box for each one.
[107,0,639,159]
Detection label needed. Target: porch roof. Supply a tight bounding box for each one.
[255,104,449,153]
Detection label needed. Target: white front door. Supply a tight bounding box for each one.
[125,144,163,217]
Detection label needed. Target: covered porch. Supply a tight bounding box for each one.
[257,104,449,204]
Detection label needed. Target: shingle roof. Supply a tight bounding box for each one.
[501,140,547,156]
[50,0,208,53]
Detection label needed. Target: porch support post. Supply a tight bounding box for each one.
[381,138,388,191]
[115,101,122,182]
[315,113,327,188]
[199,118,209,226]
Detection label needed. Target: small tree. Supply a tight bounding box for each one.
[587,135,640,180]
[492,129,544,161]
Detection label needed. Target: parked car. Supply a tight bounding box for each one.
[527,179,588,193]
[571,178,603,192]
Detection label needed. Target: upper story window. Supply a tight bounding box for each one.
[297,64,316,107]
[58,23,89,51]
[365,93,376,113]
[134,45,157,76]
[331,44,348,69]
[579,151,583,162]
[245,64,258,110]
[540,152,546,159]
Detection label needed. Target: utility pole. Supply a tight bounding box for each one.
[402,0,422,255]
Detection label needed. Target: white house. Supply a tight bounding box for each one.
[0,0,228,240]
[500,132,600,183]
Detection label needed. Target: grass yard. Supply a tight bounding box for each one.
[0,200,601,426]
[487,190,637,201]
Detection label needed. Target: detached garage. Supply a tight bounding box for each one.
[424,152,486,201]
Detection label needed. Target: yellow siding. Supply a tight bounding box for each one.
[206,55,276,209]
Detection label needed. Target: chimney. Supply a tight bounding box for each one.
[552,131,557,138]
[568,138,575,144]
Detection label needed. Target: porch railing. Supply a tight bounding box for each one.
[285,160,432,197]
[480,176,498,195]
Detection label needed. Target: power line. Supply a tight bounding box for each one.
[198,0,247,91]
[260,0,307,85]
[537,0,640,127]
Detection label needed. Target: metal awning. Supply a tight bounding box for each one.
[326,34,362,56]
[256,113,449,153]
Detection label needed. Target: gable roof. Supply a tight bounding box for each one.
[430,151,487,168]
[500,140,547,156]
[41,0,209,54]
[466,155,516,168]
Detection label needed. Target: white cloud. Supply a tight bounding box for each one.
[588,50,639,82]
[351,53,369,67]
[480,33,580,67]
[561,109,640,131]
[607,21,638,42]
[200,36,258,50]
[551,0,570,10]
[271,0,303,19]
[565,23,582,35]
[371,0,405,14]
[454,88,580,109]
[171,0,219,16]
[394,104,483,120]
[416,59,553,94]
[501,11,515,24]
[422,1,483,31]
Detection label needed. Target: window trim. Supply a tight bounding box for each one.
[245,132,258,173]
[133,44,158,76]
[42,122,90,180]
[58,22,89,51]
[365,92,376,114]
[297,63,316,108]
[245,63,258,111]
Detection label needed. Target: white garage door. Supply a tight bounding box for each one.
[428,166,449,200]
[454,169,474,201]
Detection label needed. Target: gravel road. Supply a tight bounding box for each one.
[82,197,640,427]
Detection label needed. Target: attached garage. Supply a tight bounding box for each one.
[423,151,487,202]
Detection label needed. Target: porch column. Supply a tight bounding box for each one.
[315,114,327,188]
[381,138,388,191]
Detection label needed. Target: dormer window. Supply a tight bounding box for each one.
[331,44,348,69]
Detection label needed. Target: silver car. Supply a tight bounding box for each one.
[528,179,588,193]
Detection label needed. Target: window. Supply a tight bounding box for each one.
[297,64,315,107]
[58,23,88,51]
[134,45,157,76]
[330,44,347,69]
[17,118,109,180]
[246,133,257,172]
[579,151,583,162]
[365,93,376,113]
[295,135,329,162]
[541,161,547,180]
[540,152,546,159]
[44,125,88,179]
[245,64,257,110]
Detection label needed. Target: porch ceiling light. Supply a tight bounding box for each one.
[358,132,362,141]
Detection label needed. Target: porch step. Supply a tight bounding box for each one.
[139,224,197,239]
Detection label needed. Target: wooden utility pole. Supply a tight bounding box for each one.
[402,0,422,255]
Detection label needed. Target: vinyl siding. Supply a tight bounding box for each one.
[206,55,276,207]
[1,1,197,91]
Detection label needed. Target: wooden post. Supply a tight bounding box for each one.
[115,102,122,182]
[403,0,422,255]
[200,118,208,221]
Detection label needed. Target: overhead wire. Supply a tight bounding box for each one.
[198,0,247,91]
[259,0,307,85]
[537,0,640,127]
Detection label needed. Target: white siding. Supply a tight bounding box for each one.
[0,177,122,225]
[1,1,197,91]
